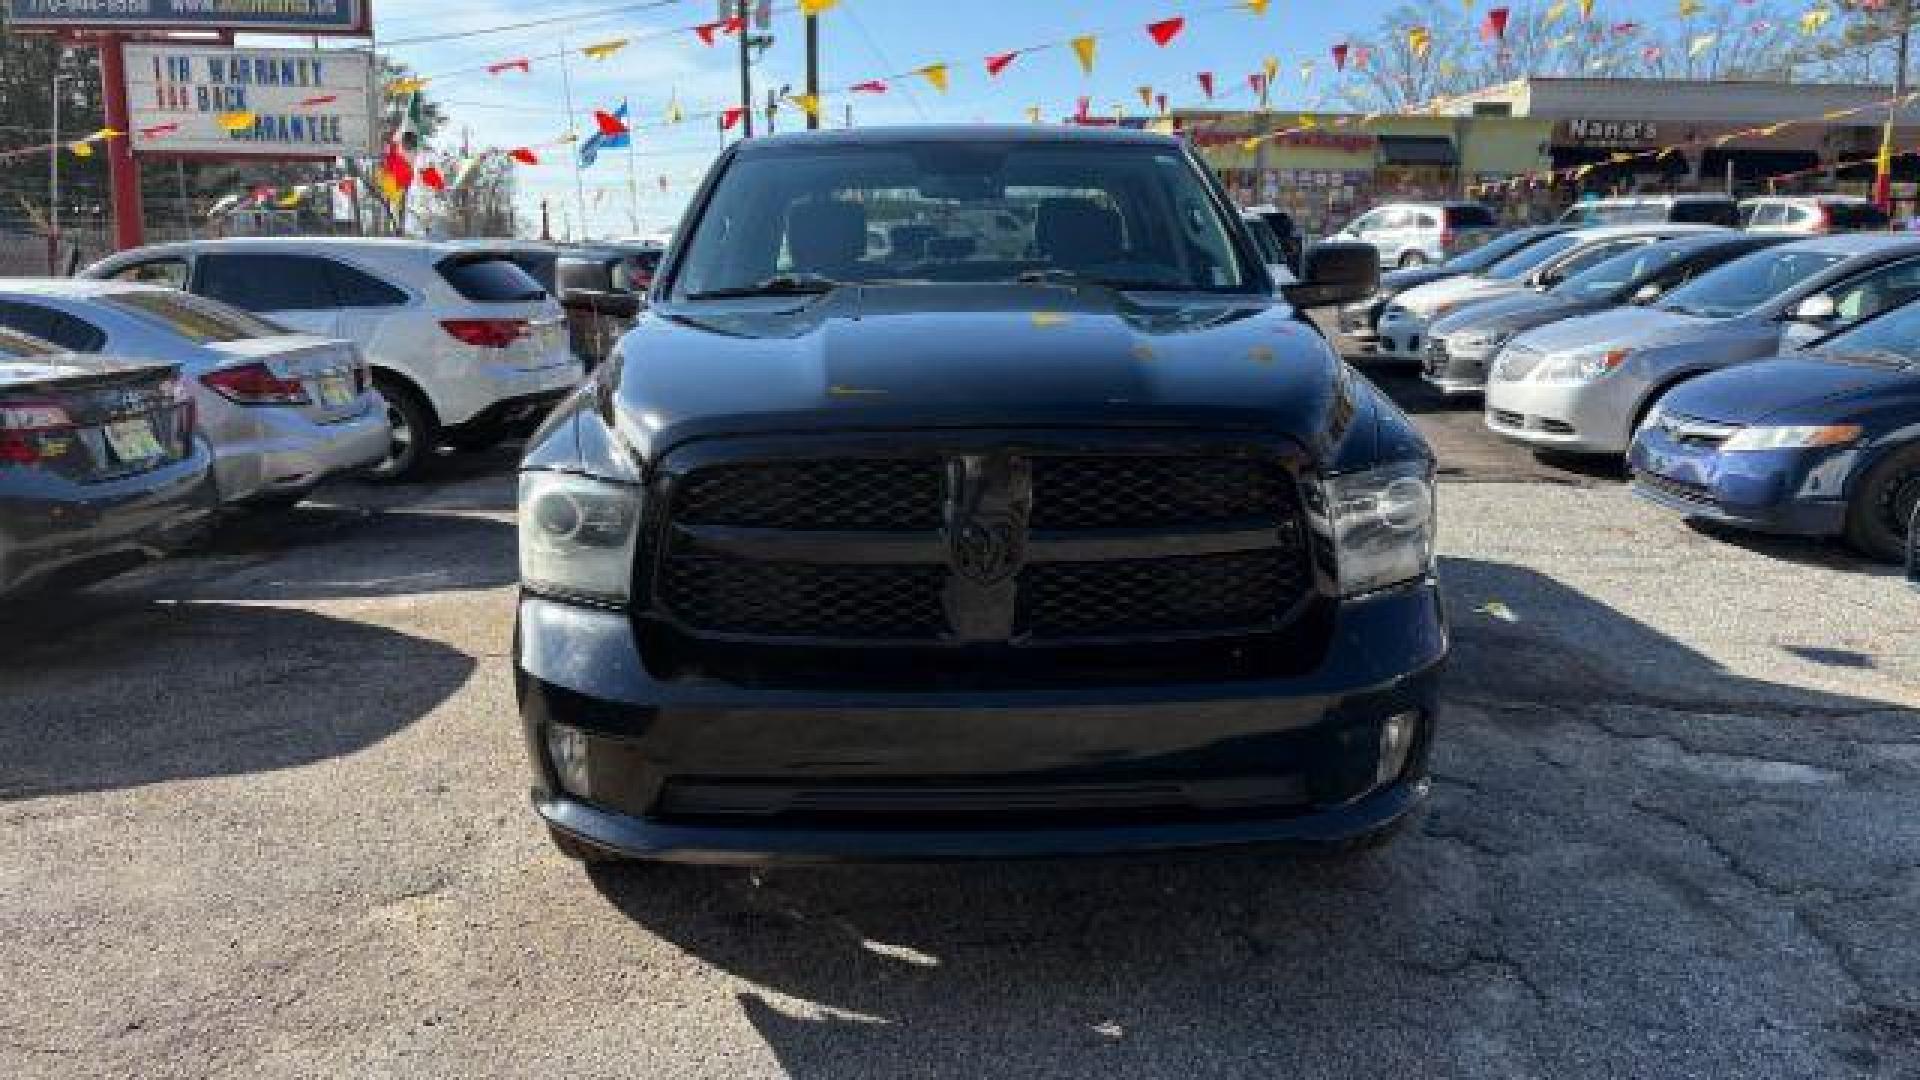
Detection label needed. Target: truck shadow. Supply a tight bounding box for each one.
[583,555,1918,1077]
[0,599,473,800]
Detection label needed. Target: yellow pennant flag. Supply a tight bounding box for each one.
[1822,106,1858,120]
[68,141,93,158]
[581,39,628,60]
[1298,113,1319,129]
[1137,85,1153,108]
[216,111,256,131]
[789,93,821,117]
[92,126,122,140]
[1543,1,1566,26]
[1610,152,1637,164]
[1574,163,1596,180]
[1461,0,1473,10]
[1678,0,1702,16]
[1025,106,1042,123]
[1263,55,1279,81]
[1244,0,1269,12]
[918,63,950,93]
[1239,135,1264,151]
[1409,26,1432,59]
[1799,6,1831,34]
[667,99,685,124]
[1578,0,1594,20]
[1070,35,1097,74]
[387,76,428,95]
[799,0,839,14]
[276,188,304,209]
[1689,33,1715,56]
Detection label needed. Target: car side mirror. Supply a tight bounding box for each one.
[1632,283,1662,304]
[1793,294,1837,324]
[1282,241,1379,309]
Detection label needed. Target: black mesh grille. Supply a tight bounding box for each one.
[675,459,942,529]
[1030,455,1285,529]
[1023,548,1308,637]
[658,558,945,638]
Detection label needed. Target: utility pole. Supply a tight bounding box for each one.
[48,58,60,274]
[737,0,755,138]
[1880,0,1914,216]
[805,11,821,130]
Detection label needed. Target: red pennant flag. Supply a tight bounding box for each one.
[1482,7,1509,40]
[420,165,446,192]
[382,140,413,190]
[1354,45,1372,70]
[722,14,743,33]
[1075,96,1091,122]
[138,122,179,137]
[1249,72,1267,96]
[1146,17,1184,46]
[985,51,1018,76]
[851,79,889,93]
[1331,43,1349,71]
[296,94,337,107]
[487,58,531,75]
[337,178,356,197]
[251,185,274,206]
[1197,71,1215,98]
[1612,21,1640,35]
[1642,44,1663,62]
[1155,93,1168,113]
[695,21,722,45]
[594,110,629,137]
[509,147,538,165]
[720,107,745,131]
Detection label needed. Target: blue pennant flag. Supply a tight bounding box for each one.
[579,99,630,168]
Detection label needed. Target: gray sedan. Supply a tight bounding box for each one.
[1485,234,1920,456]
[0,280,390,506]
[1423,233,1788,397]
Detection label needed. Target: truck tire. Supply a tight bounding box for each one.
[1843,443,1920,562]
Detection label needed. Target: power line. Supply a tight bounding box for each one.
[382,0,700,49]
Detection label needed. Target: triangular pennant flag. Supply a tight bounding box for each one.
[1799,6,1832,34]
[919,63,951,92]
[1025,106,1042,123]
[68,141,93,158]
[1076,96,1091,121]
[695,21,723,45]
[851,80,889,93]
[275,188,303,209]
[1409,26,1432,58]
[1240,135,1263,151]
[667,97,685,123]
[1689,33,1716,56]
[789,93,821,117]
[420,166,447,192]
[1483,7,1510,39]
[337,177,356,197]
[1138,85,1154,107]
[1244,0,1269,12]
[1544,0,1566,25]
[1156,93,1168,114]
[1147,17,1184,46]
[509,147,539,165]
[1249,72,1267,96]
[296,94,337,107]
[582,39,627,60]
[1263,55,1279,81]
[138,122,179,138]
[1642,44,1663,62]
[217,111,257,131]
[387,76,429,95]
[1678,0,1703,15]
[1197,71,1215,98]
[487,58,531,75]
[985,51,1018,77]
[720,107,745,131]
[1578,0,1595,19]
[800,0,839,14]
[1331,44,1349,71]
[1354,45,1371,70]
[594,110,630,137]
[1071,36,1097,74]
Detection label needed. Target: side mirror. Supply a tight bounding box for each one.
[1632,283,1662,304]
[1793,293,1837,324]
[1282,241,1379,309]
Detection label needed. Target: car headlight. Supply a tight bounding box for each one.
[1328,461,1437,598]
[518,470,643,605]
[1532,348,1631,383]
[1452,328,1511,354]
[1720,424,1862,453]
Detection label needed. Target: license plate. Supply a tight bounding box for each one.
[315,374,356,409]
[104,417,165,462]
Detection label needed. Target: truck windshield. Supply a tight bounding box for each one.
[672,141,1256,299]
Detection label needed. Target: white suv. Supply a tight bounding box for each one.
[85,238,583,478]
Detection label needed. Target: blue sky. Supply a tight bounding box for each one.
[338,0,1685,237]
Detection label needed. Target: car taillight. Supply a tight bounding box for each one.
[202,362,310,406]
[1816,205,1833,232]
[440,318,529,349]
[1439,228,1455,251]
[0,400,74,465]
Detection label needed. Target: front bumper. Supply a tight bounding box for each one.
[1627,427,1853,536]
[1483,374,1642,455]
[516,583,1447,864]
[1421,339,1493,396]
[0,439,216,596]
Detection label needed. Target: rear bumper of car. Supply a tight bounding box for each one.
[0,439,216,596]
[443,385,573,438]
[436,357,583,429]
[515,582,1448,865]
[1374,310,1430,358]
[207,398,392,502]
[1627,428,1854,537]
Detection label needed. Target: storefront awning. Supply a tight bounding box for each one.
[1378,136,1457,166]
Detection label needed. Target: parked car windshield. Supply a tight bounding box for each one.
[0,326,62,358]
[1550,242,1693,301]
[104,289,283,343]
[1443,228,1553,274]
[1813,296,1920,365]
[1481,232,1582,280]
[672,141,1256,297]
[1655,248,1846,319]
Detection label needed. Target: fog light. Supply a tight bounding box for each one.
[1377,711,1420,786]
[546,723,592,798]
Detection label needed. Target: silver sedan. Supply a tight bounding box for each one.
[0,280,390,505]
[1484,234,1920,456]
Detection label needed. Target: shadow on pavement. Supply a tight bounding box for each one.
[582,556,1917,1078]
[0,600,474,800]
[158,509,520,602]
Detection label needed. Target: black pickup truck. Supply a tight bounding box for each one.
[513,125,1446,865]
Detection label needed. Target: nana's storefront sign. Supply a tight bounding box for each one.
[1561,118,1662,147]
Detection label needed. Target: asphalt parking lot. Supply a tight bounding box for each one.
[3,366,1917,1079]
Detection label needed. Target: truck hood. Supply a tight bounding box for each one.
[611,284,1348,457]
[1509,305,1724,355]
[1659,355,1920,424]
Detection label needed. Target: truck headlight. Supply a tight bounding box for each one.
[1328,461,1436,597]
[1533,348,1631,383]
[1720,424,1862,453]
[518,470,642,605]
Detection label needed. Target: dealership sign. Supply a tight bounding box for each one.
[124,44,375,157]
[4,0,365,34]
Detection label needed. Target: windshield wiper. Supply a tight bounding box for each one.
[1016,268,1183,291]
[686,273,840,300]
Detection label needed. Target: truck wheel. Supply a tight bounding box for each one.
[1843,443,1920,562]
[367,375,436,482]
[547,825,628,864]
